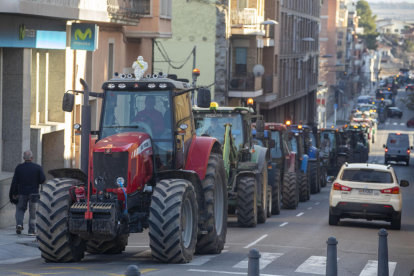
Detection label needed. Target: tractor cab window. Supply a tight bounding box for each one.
[309,132,317,147]
[174,93,194,169]
[290,136,298,153]
[320,131,336,152]
[101,90,174,169]
[194,113,244,149]
[270,131,282,158]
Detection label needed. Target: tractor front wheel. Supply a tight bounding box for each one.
[196,153,228,255]
[309,162,318,194]
[237,176,258,228]
[86,234,128,254]
[149,179,198,263]
[282,172,298,209]
[37,178,86,263]
[298,172,309,202]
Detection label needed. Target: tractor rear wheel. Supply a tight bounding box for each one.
[282,172,298,209]
[258,162,268,224]
[149,179,198,263]
[309,162,318,194]
[196,153,228,255]
[36,178,86,263]
[86,234,128,254]
[271,169,281,215]
[298,172,308,202]
[237,176,258,228]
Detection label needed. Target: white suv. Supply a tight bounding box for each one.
[328,163,409,230]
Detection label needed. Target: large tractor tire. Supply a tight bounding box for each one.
[196,153,228,255]
[309,162,318,194]
[36,178,86,263]
[337,156,347,172]
[258,162,268,224]
[149,179,198,263]
[86,234,128,254]
[298,172,309,202]
[320,166,327,188]
[266,185,272,218]
[237,176,258,228]
[271,169,282,215]
[282,172,298,209]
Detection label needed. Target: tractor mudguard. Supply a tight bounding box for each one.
[186,136,222,180]
[300,155,309,173]
[307,146,318,159]
[48,168,88,184]
[157,170,206,220]
[285,152,296,173]
[251,145,269,173]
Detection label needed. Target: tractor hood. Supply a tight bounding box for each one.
[95,132,151,153]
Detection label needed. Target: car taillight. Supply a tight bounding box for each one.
[408,150,410,154]
[385,148,388,152]
[406,86,408,89]
[333,183,352,191]
[380,186,399,194]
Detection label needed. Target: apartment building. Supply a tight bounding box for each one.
[0,0,171,227]
[259,0,320,124]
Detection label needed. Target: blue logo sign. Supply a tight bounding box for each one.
[70,23,98,51]
[334,104,338,110]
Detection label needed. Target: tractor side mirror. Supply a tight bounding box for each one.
[62,93,75,112]
[256,119,265,132]
[270,139,276,148]
[327,176,335,183]
[197,88,211,108]
[400,180,409,187]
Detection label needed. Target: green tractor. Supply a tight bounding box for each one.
[345,124,369,163]
[193,101,270,227]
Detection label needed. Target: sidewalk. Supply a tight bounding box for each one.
[0,223,40,264]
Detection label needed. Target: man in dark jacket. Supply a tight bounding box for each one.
[10,150,46,235]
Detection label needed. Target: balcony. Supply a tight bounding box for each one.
[231,8,265,36]
[108,0,151,24]
[228,73,263,98]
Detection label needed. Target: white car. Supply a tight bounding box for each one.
[328,163,409,230]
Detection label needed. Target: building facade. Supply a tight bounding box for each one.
[0,0,171,227]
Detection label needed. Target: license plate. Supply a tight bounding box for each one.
[359,189,373,195]
[390,155,397,158]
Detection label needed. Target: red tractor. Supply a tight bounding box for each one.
[36,73,228,263]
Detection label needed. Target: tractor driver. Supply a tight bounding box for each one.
[134,95,164,137]
[321,133,331,154]
[204,118,225,142]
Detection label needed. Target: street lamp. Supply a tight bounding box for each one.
[260,20,278,25]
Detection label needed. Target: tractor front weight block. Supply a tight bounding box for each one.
[69,202,118,240]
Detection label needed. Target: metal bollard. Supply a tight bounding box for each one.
[378,228,389,276]
[125,265,141,276]
[326,237,338,276]
[247,248,261,276]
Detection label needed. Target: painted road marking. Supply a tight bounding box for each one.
[295,256,337,275]
[393,122,397,125]
[359,260,396,276]
[182,250,228,266]
[233,252,284,269]
[385,122,389,125]
[279,222,289,227]
[401,123,405,126]
[296,213,304,217]
[308,207,312,210]
[244,234,268,249]
[315,202,320,205]
[188,269,284,276]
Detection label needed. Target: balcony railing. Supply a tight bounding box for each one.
[229,74,262,91]
[231,8,263,26]
[107,0,150,20]
[262,75,273,94]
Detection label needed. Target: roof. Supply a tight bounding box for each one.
[102,76,191,90]
[192,106,253,113]
[342,163,394,172]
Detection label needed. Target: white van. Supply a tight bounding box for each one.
[384,133,412,166]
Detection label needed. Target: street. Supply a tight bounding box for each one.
[0,89,413,276]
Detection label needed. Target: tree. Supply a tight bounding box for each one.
[401,92,414,111]
[404,40,414,53]
[356,0,379,50]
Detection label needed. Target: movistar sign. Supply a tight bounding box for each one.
[70,23,98,51]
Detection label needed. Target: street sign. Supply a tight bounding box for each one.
[334,104,338,109]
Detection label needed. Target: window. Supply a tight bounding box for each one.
[395,29,399,33]
[174,93,193,169]
[337,51,343,59]
[107,42,114,80]
[238,0,248,9]
[160,0,172,18]
[235,47,247,75]
[341,169,393,183]
[270,131,282,158]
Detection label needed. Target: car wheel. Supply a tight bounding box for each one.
[399,115,402,119]
[391,216,401,230]
[406,159,410,166]
[329,212,339,226]
[384,158,388,165]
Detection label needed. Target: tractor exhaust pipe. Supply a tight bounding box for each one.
[80,78,91,177]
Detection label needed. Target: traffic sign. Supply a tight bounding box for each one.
[334,104,338,109]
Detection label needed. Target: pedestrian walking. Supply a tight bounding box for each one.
[10,150,46,235]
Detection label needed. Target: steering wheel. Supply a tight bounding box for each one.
[134,115,155,128]
[130,121,153,137]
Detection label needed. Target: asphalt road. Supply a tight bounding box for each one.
[1,89,413,276]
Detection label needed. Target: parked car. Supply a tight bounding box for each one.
[328,163,409,230]
[405,84,413,91]
[384,133,412,165]
[406,117,414,127]
[386,107,403,118]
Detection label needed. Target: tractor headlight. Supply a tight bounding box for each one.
[116,177,125,186]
